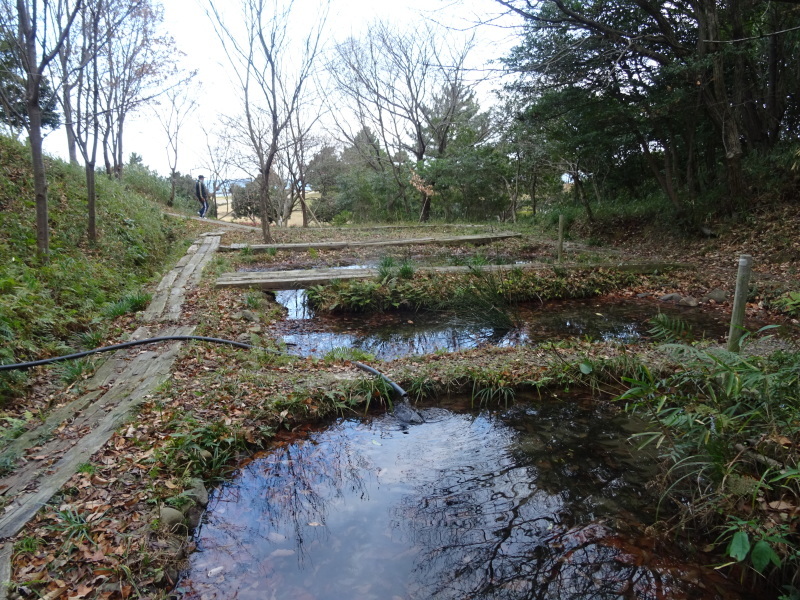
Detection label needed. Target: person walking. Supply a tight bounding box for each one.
[195,175,209,218]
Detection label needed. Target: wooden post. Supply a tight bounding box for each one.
[727,254,752,352]
[557,215,564,263]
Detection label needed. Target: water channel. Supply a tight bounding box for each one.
[273,290,739,360]
[176,397,754,599]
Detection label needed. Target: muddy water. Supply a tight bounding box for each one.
[176,398,753,600]
[274,292,736,360]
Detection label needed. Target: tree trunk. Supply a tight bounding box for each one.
[634,129,684,216]
[419,192,431,222]
[114,116,125,178]
[62,84,79,164]
[573,171,593,223]
[300,193,308,227]
[168,171,175,207]
[28,97,49,260]
[103,126,113,175]
[86,162,96,243]
[766,23,780,144]
[259,166,273,244]
[703,0,744,215]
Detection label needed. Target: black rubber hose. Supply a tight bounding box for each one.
[0,336,253,372]
[353,361,408,399]
[0,336,409,401]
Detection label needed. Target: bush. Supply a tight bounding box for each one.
[121,161,170,205]
[618,339,800,593]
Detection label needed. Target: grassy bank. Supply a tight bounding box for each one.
[0,136,193,402]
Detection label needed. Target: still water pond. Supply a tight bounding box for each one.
[274,292,736,360]
[177,398,751,599]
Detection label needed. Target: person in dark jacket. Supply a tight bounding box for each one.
[195,175,209,218]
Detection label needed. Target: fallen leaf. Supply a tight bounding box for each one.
[767,500,796,512]
[67,584,93,599]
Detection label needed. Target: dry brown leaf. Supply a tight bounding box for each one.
[67,583,93,599]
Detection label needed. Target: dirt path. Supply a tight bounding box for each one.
[0,233,223,598]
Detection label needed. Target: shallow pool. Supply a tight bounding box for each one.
[176,398,751,599]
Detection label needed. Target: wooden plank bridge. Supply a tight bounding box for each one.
[216,261,692,291]
[218,232,522,253]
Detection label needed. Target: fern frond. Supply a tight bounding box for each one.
[648,313,694,343]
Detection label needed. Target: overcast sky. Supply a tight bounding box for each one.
[41,0,520,178]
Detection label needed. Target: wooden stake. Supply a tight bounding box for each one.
[557,215,565,263]
[727,254,752,352]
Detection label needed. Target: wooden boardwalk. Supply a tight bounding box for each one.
[216,261,692,291]
[0,233,222,597]
[218,232,522,253]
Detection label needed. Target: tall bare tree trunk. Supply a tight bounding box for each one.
[259,165,273,244]
[86,163,96,241]
[28,92,49,259]
[62,82,79,164]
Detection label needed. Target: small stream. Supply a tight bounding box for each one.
[176,397,754,599]
[273,291,737,360]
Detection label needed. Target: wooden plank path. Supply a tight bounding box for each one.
[217,261,693,291]
[0,233,222,596]
[218,232,522,253]
[164,211,489,233]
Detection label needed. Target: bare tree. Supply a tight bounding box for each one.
[0,0,83,259]
[71,0,102,242]
[51,0,141,166]
[201,130,235,219]
[155,85,196,207]
[97,0,179,178]
[327,23,478,221]
[282,104,322,226]
[207,0,327,243]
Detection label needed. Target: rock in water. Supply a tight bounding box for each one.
[393,401,424,424]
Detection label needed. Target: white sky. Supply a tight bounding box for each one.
[41,0,520,178]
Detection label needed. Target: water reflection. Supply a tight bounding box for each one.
[276,289,313,320]
[281,322,524,359]
[177,400,750,600]
[273,294,733,360]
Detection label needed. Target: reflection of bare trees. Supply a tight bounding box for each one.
[191,423,373,578]
[277,312,521,359]
[186,404,744,600]
[389,405,735,600]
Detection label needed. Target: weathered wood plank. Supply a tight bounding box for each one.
[0,231,221,588]
[216,261,693,291]
[218,232,522,253]
[163,211,488,233]
[0,542,11,600]
[143,234,220,323]
[0,336,189,540]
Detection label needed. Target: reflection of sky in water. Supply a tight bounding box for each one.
[273,291,733,360]
[178,402,747,600]
[282,326,530,360]
[275,289,312,320]
[276,289,532,359]
[559,316,641,343]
